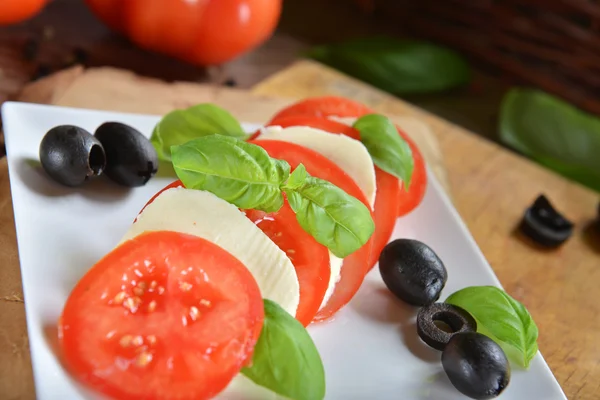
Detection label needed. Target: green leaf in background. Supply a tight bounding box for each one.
[151,103,248,161]
[305,36,471,95]
[446,286,539,369]
[500,88,600,192]
[242,299,326,400]
[171,135,290,212]
[283,176,375,258]
[353,114,414,187]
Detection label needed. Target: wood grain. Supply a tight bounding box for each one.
[254,60,600,400]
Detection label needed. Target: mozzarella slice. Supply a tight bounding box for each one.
[258,125,377,208]
[121,187,300,317]
[321,253,344,310]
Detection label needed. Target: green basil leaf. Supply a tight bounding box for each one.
[171,135,289,212]
[446,286,539,369]
[151,104,248,162]
[283,177,375,258]
[353,114,414,187]
[305,36,471,95]
[285,164,308,190]
[242,299,326,400]
[500,88,600,192]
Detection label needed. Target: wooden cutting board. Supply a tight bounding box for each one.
[1,60,599,400]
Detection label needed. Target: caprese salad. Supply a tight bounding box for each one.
[43,97,537,400]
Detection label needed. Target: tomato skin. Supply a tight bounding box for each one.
[84,0,282,65]
[269,96,428,217]
[0,0,47,25]
[396,128,428,216]
[369,168,401,269]
[250,139,375,321]
[269,96,374,122]
[267,115,361,141]
[60,231,263,400]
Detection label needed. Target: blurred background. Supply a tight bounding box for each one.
[1,0,598,194]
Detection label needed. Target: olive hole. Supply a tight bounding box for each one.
[432,311,464,333]
[433,320,454,333]
[88,145,105,175]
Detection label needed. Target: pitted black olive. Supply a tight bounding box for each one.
[379,239,447,306]
[519,194,573,248]
[39,125,106,187]
[417,303,476,351]
[94,122,158,187]
[442,332,510,400]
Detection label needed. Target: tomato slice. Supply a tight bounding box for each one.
[269,97,428,217]
[138,181,330,327]
[396,127,428,216]
[267,115,361,141]
[245,205,330,326]
[269,96,374,122]
[60,231,264,400]
[249,139,374,322]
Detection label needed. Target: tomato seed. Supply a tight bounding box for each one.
[147,300,157,313]
[135,351,153,367]
[132,336,144,346]
[157,286,165,295]
[119,335,133,347]
[180,282,192,292]
[149,280,157,290]
[146,335,157,345]
[133,287,144,296]
[113,291,126,305]
[138,281,147,290]
[189,306,200,321]
[200,299,212,307]
[124,297,141,313]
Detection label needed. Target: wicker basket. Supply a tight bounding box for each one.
[355,0,600,115]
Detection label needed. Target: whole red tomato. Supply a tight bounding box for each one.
[85,0,282,65]
[0,0,47,25]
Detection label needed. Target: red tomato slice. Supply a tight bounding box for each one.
[269,97,428,217]
[269,96,374,121]
[249,139,374,322]
[60,231,264,400]
[245,205,330,327]
[267,115,361,141]
[396,127,428,216]
[138,181,330,327]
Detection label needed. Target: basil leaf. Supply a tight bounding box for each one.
[151,104,248,162]
[171,135,289,212]
[242,299,325,400]
[353,114,414,187]
[500,88,600,192]
[285,164,308,190]
[305,36,470,94]
[446,286,539,369]
[283,177,375,258]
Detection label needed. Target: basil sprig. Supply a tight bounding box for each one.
[151,104,249,161]
[171,136,374,258]
[446,286,539,369]
[353,114,414,187]
[242,299,325,400]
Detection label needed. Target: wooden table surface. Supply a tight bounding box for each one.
[1,1,599,400]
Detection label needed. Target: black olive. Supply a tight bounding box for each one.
[519,194,573,248]
[378,239,447,306]
[39,125,106,187]
[442,332,510,400]
[417,303,477,351]
[94,122,158,187]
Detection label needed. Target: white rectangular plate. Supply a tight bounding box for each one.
[2,102,566,400]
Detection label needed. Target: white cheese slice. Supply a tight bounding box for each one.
[121,187,300,317]
[258,125,377,208]
[320,253,344,310]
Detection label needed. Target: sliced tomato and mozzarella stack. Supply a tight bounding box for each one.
[58,97,427,400]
